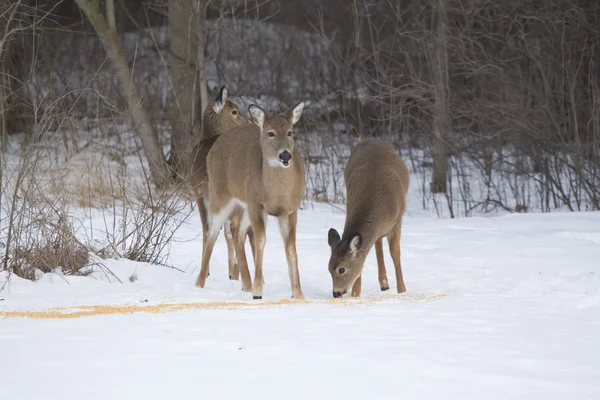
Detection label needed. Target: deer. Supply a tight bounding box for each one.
[327,139,409,298]
[195,102,306,300]
[190,86,255,282]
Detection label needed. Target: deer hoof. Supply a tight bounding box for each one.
[253,296,262,300]
[381,286,390,291]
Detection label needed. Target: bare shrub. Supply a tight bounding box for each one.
[95,181,192,266]
[4,0,598,221]
[86,128,193,266]
[311,0,600,215]
[1,132,94,282]
[11,215,90,280]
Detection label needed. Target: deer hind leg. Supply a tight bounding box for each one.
[351,274,362,297]
[224,221,237,280]
[195,213,222,288]
[278,211,304,300]
[197,197,210,277]
[375,238,389,291]
[226,217,239,280]
[196,199,234,288]
[387,219,407,293]
[232,208,253,292]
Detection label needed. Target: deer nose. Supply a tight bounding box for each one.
[333,291,342,298]
[279,151,292,162]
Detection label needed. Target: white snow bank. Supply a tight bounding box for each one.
[1,203,599,399]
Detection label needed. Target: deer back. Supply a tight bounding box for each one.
[342,139,409,246]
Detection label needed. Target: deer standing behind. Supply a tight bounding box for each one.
[327,139,409,298]
[190,86,254,281]
[195,102,306,299]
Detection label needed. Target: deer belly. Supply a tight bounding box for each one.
[265,206,284,217]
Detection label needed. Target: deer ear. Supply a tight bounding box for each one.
[207,79,219,93]
[328,228,341,248]
[248,104,266,127]
[348,233,362,256]
[289,102,304,125]
[213,86,227,114]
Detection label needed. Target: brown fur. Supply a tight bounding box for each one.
[195,102,306,299]
[327,139,410,298]
[189,86,251,281]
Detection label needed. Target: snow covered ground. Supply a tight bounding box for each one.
[1,198,600,399]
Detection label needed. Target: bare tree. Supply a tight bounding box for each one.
[1,2,17,149]
[74,0,170,187]
[0,0,25,149]
[105,0,116,32]
[429,0,450,194]
[167,0,203,178]
[3,0,598,217]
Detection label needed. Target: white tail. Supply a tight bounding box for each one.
[195,102,306,299]
[327,139,410,298]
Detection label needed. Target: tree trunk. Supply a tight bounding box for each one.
[0,3,13,150]
[74,0,169,187]
[1,0,28,148]
[168,0,204,178]
[195,0,209,138]
[105,0,117,33]
[431,0,450,194]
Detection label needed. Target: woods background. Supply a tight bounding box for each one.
[1,0,599,219]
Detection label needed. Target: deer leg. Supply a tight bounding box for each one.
[248,206,267,299]
[226,216,239,280]
[195,216,221,288]
[248,227,256,261]
[197,197,210,277]
[232,209,252,292]
[351,274,362,297]
[224,221,237,280]
[387,219,407,293]
[278,212,304,300]
[375,238,389,291]
[247,228,264,285]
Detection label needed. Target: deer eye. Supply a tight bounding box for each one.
[232,110,238,115]
[268,132,275,137]
[287,131,293,137]
[338,267,346,275]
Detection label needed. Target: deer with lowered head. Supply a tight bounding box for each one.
[190,86,255,281]
[195,102,306,299]
[327,139,409,298]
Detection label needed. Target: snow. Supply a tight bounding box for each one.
[1,199,600,399]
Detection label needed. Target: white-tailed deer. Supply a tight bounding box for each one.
[327,139,409,298]
[195,102,306,299]
[190,86,254,281]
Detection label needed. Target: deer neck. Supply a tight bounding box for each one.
[260,157,302,213]
[262,158,294,186]
[342,216,377,254]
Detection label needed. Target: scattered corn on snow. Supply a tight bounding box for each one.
[1,201,600,399]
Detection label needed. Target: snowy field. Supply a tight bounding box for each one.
[1,195,600,398]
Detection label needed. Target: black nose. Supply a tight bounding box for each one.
[279,151,292,162]
[333,291,342,298]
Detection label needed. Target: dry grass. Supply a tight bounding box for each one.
[13,243,89,280]
[72,168,121,209]
[9,210,92,280]
[42,160,127,209]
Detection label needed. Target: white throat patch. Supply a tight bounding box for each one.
[268,159,290,168]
